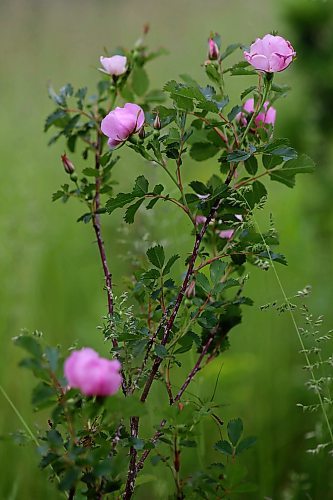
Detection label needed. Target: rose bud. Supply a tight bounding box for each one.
[61,153,75,174]
[99,55,127,76]
[64,348,122,397]
[244,34,296,73]
[138,126,145,140]
[101,103,145,149]
[153,114,161,130]
[208,38,219,60]
[236,98,276,127]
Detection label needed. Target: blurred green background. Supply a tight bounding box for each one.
[1,0,333,498]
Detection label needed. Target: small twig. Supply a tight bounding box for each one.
[136,419,167,472]
[173,332,216,404]
[123,416,139,500]
[189,112,230,150]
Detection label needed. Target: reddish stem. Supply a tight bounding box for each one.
[92,135,117,347]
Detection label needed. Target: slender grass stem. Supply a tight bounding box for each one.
[239,193,333,446]
[0,384,39,446]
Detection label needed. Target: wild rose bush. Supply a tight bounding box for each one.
[12,29,315,499]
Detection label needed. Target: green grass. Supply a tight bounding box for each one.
[1,0,333,498]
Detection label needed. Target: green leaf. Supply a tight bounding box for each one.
[269,154,315,188]
[163,254,180,275]
[242,180,267,208]
[155,344,168,358]
[227,149,252,163]
[124,199,144,224]
[106,193,136,213]
[48,85,65,106]
[130,438,145,451]
[32,382,56,407]
[244,156,258,175]
[228,105,242,122]
[132,67,149,96]
[259,251,287,266]
[174,332,199,354]
[241,85,257,100]
[262,139,297,160]
[220,43,242,60]
[227,418,243,446]
[205,63,221,85]
[215,439,234,456]
[82,168,99,177]
[196,273,211,294]
[235,436,257,455]
[189,181,209,195]
[228,61,256,76]
[13,335,42,358]
[146,245,165,268]
[141,269,161,282]
[135,474,157,486]
[262,154,283,169]
[44,109,67,131]
[45,346,59,372]
[190,142,220,161]
[59,468,80,492]
[133,175,149,197]
[77,212,92,224]
[210,260,227,284]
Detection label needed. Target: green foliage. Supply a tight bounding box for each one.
[9,26,317,500]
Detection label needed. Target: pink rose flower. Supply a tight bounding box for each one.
[219,229,235,240]
[100,55,127,76]
[64,348,122,397]
[244,34,296,73]
[236,98,276,127]
[195,215,207,225]
[101,103,145,149]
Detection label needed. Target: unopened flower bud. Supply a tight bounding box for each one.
[153,114,161,130]
[138,126,145,140]
[208,37,219,61]
[61,153,75,174]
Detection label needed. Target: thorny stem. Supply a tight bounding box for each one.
[123,416,139,500]
[173,432,184,499]
[50,371,76,442]
[68,488,76,500]
[140,166,235,402]
[92,133,117,346]
[122,87,257,496]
